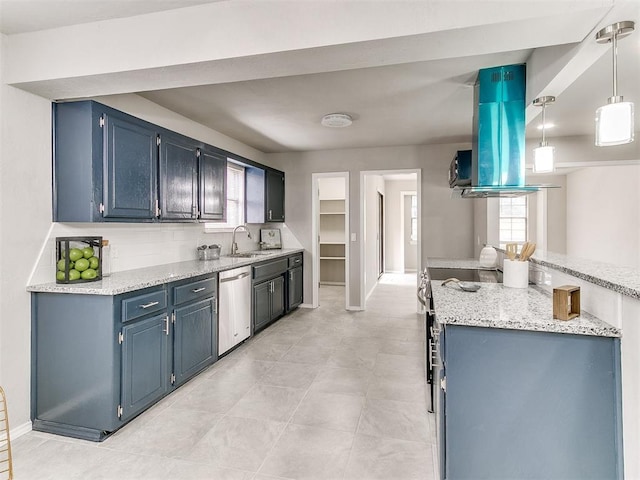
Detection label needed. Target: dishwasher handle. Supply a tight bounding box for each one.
[220,272,250,283]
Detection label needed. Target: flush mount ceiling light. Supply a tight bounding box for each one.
[533,96,556,173]
[321,113,353,128]
[595,20,635,146]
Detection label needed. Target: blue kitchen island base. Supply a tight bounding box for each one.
[438,324,623,480]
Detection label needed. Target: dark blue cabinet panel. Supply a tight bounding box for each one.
[246,166,285,223]
[287,265,303,312]
[253,280,272,333]
[199,146,226,221]
[53,101,159,222]
[159,131,198,220]
[173,298,216,386]
[439,324,623,480]
[103,112,158,219]
[266,169,285,222]
[121,313,170,421]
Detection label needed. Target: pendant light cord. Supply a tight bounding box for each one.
[611,31,618,99]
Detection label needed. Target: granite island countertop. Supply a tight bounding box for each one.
[431,280,620,338]
[27,248,304,296]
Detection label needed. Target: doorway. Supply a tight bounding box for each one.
[311,172,350,310]
[360,170,421,311]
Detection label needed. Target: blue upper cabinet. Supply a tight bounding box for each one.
[103,111,158,219]
[246,166,285,223]
[54,101,159,222]
[198,145,226,221]
[158,130,199,221]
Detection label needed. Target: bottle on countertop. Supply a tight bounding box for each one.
[101,239,111,276]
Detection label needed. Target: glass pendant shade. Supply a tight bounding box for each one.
[533,144,555,173]
[595,101,635,146]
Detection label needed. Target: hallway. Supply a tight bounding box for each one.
[11,274,434,479]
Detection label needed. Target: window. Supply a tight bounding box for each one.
[205,161,244,229]
[499,197,527,244]
[410,194,418,243]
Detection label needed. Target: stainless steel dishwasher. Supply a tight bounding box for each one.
[218,266,252,355]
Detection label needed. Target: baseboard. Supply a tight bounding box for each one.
[299,303,314,309]
[347,305,365,311]
[11,420,32,440]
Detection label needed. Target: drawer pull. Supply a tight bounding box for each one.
[191,287,207,293]
[140,301,160,309]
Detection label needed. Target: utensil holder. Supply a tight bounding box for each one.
[503,259,529,288]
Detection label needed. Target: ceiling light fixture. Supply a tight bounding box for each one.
[321,113,353,128]
[533,96,556,173]
[595,20,635,146]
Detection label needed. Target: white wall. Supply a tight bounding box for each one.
[0,41,53,433]
[267,143,475,308]
[566,165,640,268]
[384,179,417,272]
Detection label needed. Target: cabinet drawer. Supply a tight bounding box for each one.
[173,276,217,305]
[288,254,303,268]
[122,289,167,322]
[253,258,288,283]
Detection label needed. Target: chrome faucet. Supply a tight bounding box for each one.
[231,225,252,255]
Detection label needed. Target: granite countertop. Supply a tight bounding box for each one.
[525,250,640,300]
[431,280,620,338]
[27,248,304,296]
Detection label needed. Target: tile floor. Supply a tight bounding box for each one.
[12,273,436,480]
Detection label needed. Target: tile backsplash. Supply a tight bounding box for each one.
[29,222,301,286]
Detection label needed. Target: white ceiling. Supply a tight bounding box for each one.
[0,0,223,34]
[1,0,639,154]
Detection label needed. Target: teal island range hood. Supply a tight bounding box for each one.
[452,63,556,198]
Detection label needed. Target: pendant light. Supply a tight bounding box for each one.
[533,96,555,173]
[595,21,635,146]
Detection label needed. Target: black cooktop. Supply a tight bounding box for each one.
[428,267,503,283]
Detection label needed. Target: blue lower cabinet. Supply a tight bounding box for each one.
[31,274,219,441]
[173,297,217,386]
[438,324,623,480]
[121,313,170,421]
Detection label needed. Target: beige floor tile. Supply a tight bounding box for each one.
[357,397,432,444]
[186,415,286,471]
[166,460,254,480]
[291,391,365,433]
[259,424,354,480]
[170,375,256,414]
[278,344,335,365]
[100,407,222,459]
[366,376,428,404]
[344,433,435,480]
[228,384,306,422]
[258,362,321,389]
[309,367,373,396]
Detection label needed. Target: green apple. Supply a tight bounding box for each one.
[68,269,81,281]
[82,247,95,259]
[88,256,99,270]
[56,271,66,281]
[81,268,97,280]
[68,248,83,262]
[74,258,89,272]
[57,259,67,271]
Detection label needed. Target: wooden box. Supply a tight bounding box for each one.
[553,285,580,320]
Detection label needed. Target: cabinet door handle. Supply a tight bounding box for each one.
[163,316,169,336]
[191,287,206,293]
[140,301,159,309]
[290,271,293,281]
[268,209,272,220]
